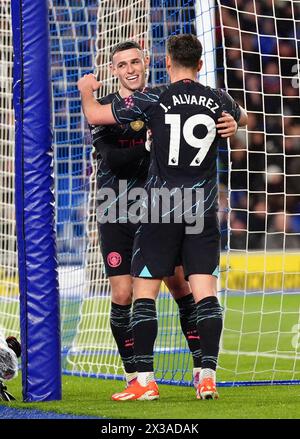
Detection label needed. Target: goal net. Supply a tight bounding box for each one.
[218,0,300,384]
[1,0,300,387]
[0,1,19,341]
[61,0,199,384]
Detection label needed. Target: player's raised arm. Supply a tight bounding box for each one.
[77,74,116,125]
[237,105,248,127]
[216,88,248,134]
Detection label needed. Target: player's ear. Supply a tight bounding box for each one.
[166,54,171,72]
[197,59,203,72]
[144,55,150,68]
[110,61,117,77]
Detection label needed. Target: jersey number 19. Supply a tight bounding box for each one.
[165,114,216,167]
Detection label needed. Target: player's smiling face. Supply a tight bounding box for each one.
[111,48,149,93]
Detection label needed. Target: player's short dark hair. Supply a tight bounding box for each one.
[110,41,144,62]
[167,34,203,69]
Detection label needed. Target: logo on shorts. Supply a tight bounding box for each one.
[107,252,122,268]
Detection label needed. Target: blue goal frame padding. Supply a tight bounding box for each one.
[11,0,61,402]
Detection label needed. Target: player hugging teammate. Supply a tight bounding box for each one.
[79,35,247,400]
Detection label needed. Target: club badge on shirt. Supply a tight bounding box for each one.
[130,120,144,131]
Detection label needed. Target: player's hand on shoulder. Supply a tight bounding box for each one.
[216,111,238,138]
[145,129,152,152]
[77,73,102,93]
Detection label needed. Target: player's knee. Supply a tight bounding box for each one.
[111,287,133,305]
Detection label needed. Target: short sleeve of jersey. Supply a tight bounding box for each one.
[111,87,165,125]
[216,89,241,122]
[90,95,116,145]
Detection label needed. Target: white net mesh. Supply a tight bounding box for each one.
[218,0,300,382]
[60,0,199,383]
[0,1,19,342]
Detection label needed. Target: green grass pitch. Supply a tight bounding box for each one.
[1,293,300,418]
[2,374,300,419]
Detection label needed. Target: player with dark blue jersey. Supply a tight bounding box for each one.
[88,41,219,396]
[92,94,149,195]
[79,35,247,401]
[112,84,240,188]
[91,92,149,277]
[110,82,241,280]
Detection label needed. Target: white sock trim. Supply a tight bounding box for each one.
[200,368,216,382]
[125,371,138,384]
[193,367,202,377]
[137,371,154,387]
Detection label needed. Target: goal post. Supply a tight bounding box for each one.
[11,0,61,401]
[195,0,216,88]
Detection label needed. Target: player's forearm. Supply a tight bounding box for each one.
[238,107,248,127]
[78,73,116,125]
[80,89,105,125]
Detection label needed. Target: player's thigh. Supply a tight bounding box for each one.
[182,214,221,280]
[98,222,137,277]
[164,265,191,300]
[131,222,184,279]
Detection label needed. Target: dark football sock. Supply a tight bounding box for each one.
[196,296,223,370]
[176,293,202,367]
[110,302,136,373]
[132,298,158,372]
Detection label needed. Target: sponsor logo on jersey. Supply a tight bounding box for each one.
[130,120,145,131]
